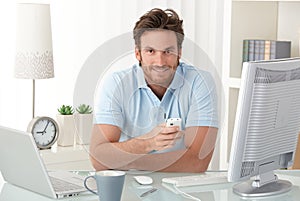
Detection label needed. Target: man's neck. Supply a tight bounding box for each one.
[148,84,167,100]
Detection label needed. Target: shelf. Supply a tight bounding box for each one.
[228,78,241,88]
[221,0,300,170]
[230,1,278,78]
[230,1,300,79]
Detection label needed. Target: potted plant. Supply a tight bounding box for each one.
[56,105,75,146]
[75,104,93,145]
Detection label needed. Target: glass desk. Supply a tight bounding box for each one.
[1,170,300,201]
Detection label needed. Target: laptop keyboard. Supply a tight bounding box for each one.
[50,176,83,192]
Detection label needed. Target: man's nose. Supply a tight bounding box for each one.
[154,51,166,66]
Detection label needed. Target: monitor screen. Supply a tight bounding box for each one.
[228,58,300,197]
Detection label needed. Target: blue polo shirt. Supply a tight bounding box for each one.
[94,62,218,152]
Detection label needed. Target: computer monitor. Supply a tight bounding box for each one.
[228,58,300,197]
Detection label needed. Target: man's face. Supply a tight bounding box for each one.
[135,30,182,88]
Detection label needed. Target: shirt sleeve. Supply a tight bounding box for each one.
[185,71,219,128]
[93,72,124,128]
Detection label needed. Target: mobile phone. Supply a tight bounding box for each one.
[166,118,182,130]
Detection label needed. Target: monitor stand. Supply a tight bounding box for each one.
[233,171,293,197]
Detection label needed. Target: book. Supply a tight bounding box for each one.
[248,40,255,61]
[264,40,271,60]
[254,40,261,61]
[270,40,291,60]
[242,40,249,62]
[242,39,291,62]
[259,40,265,60]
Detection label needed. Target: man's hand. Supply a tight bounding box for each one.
[138,124,184,152]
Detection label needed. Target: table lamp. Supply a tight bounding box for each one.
[14,3,54,119]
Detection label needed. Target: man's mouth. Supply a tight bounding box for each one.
[152,66,170,72]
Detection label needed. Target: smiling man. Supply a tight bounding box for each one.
[90,8,219,172]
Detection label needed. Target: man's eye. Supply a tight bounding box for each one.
[145,49,154,54]
[165,50,171,55]
[164,49,175,55]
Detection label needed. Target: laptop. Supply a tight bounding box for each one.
[0,126,95,199]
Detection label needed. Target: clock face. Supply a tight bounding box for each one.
[29,117,59,149]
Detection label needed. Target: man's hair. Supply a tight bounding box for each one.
[133,8,184,50]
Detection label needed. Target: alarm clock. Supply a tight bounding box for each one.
[27,116,59,149]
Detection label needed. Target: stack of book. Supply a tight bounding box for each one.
[242,39,291,62]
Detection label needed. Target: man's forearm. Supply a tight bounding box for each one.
[124,127,217,172]
[90,144,184,172]
[91,142,212,172]
[124,148,213,172]
[89,124,184,170]
[90,137,152,170]
[89,125,216,172]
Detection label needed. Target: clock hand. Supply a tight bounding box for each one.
[37,121,50,135]
[36,131,46,135]
[43,120,50,132]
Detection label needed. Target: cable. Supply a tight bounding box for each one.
[173,184,202,201]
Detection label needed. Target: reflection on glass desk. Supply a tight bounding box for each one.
[1,170,300,201]
[39,144,93,171]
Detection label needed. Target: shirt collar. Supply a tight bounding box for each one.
[136,64,148,88]
[169,62,184,89]
[136,62,185,89]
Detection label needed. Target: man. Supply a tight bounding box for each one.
[90,8,219,172]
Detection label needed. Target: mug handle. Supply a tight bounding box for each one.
[84,175,98,195]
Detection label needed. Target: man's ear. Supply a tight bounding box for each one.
[135,47,141,61]
[178,48,182,59]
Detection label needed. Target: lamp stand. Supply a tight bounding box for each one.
[32,79,35,119]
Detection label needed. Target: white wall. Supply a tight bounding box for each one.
[0,0,224,126]
[278,2,300,57]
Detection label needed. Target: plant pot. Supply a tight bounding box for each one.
[56,114,76,146]
[74,113,93,144]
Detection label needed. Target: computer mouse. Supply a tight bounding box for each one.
[133,175,153,185]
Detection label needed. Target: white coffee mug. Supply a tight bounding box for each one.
[84,170,125,201]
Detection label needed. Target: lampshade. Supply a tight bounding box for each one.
[15,3,54,79]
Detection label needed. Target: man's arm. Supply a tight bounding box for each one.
[89,124,218,172]
[125,126,218,172]
[89,123,182,170]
